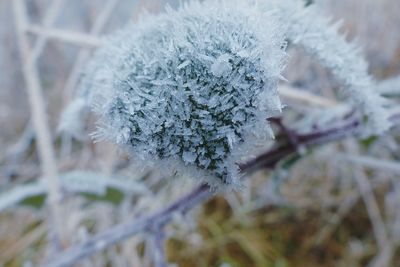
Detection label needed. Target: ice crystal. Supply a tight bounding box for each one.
[61,0,392,189]
[273,0,391,135]
[83,0,286,189]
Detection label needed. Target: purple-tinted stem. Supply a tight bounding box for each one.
[43,111,399,267]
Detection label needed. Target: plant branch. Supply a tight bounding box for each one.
[30,0,65,62]
[279,85,338,107]
[151,228,168,267]
[42,110,400,267]
[25,25,102,47]
[12,0,65,251]
[42,185,211,267]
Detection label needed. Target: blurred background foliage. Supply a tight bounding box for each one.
[0,0,399,266]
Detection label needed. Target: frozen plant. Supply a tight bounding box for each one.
[62,0,391,189]
[71,0,286,189]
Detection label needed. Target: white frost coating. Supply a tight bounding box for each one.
[58,98,88,140]
[182,151,197,164]
[377,76,400,97]
[61,0,392,189]
[0,171,149,212]
[272,0,391,135]
[80,0,286,189]
[211,54,232,77]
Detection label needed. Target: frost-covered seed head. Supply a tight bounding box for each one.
[85,0,286,189]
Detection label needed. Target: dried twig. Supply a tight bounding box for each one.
[151,229,168,267]
[345,141,393,267]
[30,0,65,62]
[346,141,389,248]
[279,85,338,107]
[336,154,400,174]
[12,0,64,251]
[25,25,101,47]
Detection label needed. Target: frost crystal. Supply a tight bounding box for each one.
[273,0,391,135]
[63,0,392,189]
[84,0,286,189]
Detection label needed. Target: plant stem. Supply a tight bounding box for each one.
[42,110,400,267]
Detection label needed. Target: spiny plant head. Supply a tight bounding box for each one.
[85,0,286,189]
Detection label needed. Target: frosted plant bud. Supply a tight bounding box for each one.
[84,0,286,189]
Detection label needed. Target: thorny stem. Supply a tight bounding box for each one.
[43,111,399,267]
[240,111,361,173]
[269,117,302,150]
